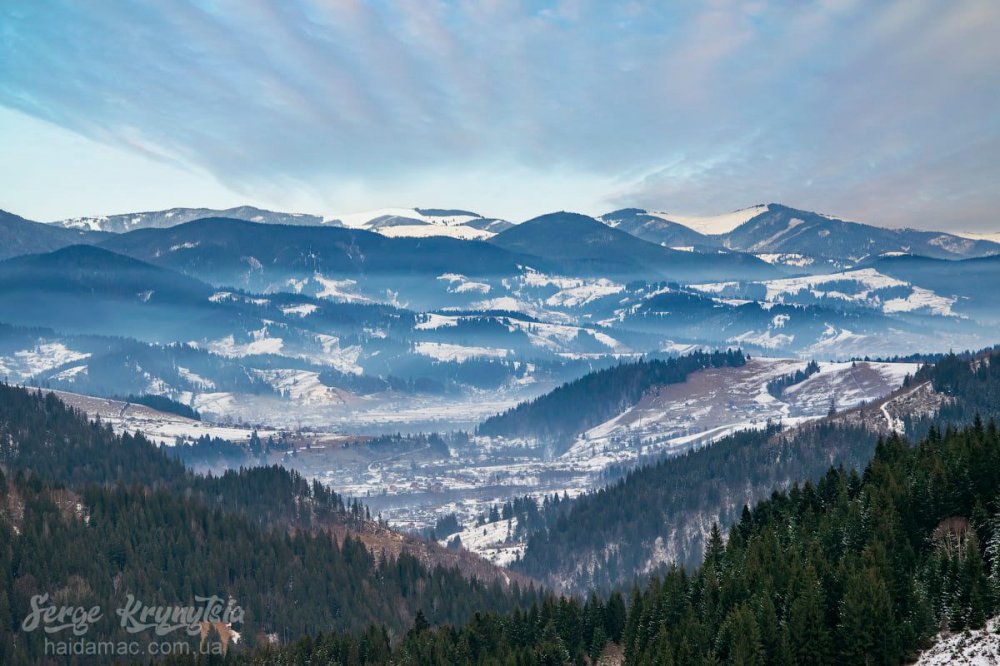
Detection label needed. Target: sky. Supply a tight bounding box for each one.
[1,0,998,230]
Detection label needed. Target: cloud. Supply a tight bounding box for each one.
[0,0,998,227]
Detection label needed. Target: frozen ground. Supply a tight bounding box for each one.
[47,390,285,446]
[562,358,917,463]
[915,618,1000,665]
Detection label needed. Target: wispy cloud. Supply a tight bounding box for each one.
[0,0,997,227]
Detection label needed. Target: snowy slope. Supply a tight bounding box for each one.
[564,358,917,462]
[324,208,509,240]
[645,205,769,236]
[915,618,1000,665]
[956,231,1000,244]
[47,389,284,447]
[56,206,323,232]
[691,268,959,317]
[438,517,525,567]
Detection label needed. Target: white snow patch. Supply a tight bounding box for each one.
[313,275,370,303]
[280,303,318,317]
[915,617,1000,665]
[0,343,91,380]
[645,205,769,235]
[207,328,284,357]
[414,342,509,362]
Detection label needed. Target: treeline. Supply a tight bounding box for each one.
[477,350,746,448]
[514,349,1000,594]
[765,360,819,398]
[114,392,201,419]
[513,423,881,592]
[173,419,1000,665]
[0,384,536,664]
[907,349,1000,437]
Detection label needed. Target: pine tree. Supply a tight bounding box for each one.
[838,567,896,665]
[788,567,833,666]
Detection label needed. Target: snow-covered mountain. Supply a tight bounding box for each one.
[0,209,109,260]
[324,207,513,239]
[55,206,324,232]
[602,203,1000,265]
[638,205,770,236]
[53,205,516,240]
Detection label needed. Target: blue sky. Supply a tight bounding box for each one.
[1,0,998,230]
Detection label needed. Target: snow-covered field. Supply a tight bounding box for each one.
[325,207,496,240]
[0,343,90,380]
[645,205,769,235]
[915,618,1000,665]
[561,358,916,464]
[438,517,526,567]
[47,390,284,447]
[691,268,958,317]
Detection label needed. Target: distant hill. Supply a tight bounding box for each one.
[601,203,1000,264]
[477,350,746,450]
[867,253,1000,323]
[55,205,324,232]
[0,209,109,260]
[489,211,777,281]
[99,216,536,289]
[326,207,514,239]
[0,245,225,340]
[599,208,715,248]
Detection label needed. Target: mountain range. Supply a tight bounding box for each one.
[0,201,997,433]
[41,202,1000,264]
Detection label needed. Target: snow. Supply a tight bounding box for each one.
[280,303,318,317]
[415,313,460,330]
[438,517,525,567]
[544,279,624,308]
[377,224,491,240]
[437,273,491,294]
[755,253,814,267]
[915,617,1000,665]
[882,286,958,317]
[312,275,371,303]
[177,366,216,390]
[50,364,88,382]
[955,231,1000,244]
[564,358,917,463]
[747,217,805,251]
[414,342,509,362]
[323,208,495,239]
[313,334,363,375]
[806,325,868,355]
[206,328,284,357]
[254,369,351,405]
[645,205,769,235]
[0,343,91,380]
[47,389,284,448]
[688,281,739,295]
[728,329,795,350]
[691,269,957,317]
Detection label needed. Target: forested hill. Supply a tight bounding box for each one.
[188,419,1000,665]
[477,349,746,447]
[0,385,537,663]
[512,349,1000,593]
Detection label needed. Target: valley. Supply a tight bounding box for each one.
[1,200,999,663]
[46,355,920,567]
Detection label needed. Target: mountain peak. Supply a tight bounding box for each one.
[325,207,506,240]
